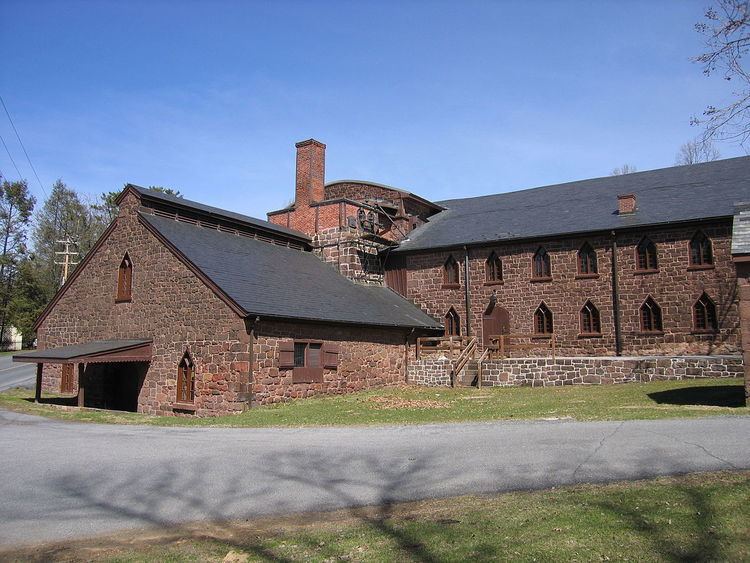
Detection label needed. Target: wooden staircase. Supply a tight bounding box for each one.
[456,359,479,386]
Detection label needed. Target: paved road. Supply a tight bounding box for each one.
[0,355,34,392]
[0,409,748,548]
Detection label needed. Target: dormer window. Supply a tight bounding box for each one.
[443,255,460,288]
[116,253,132,302]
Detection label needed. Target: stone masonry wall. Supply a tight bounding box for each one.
[252,319,409,404]
[37,192,252,417]
[407,355,743,388]
[407,357,452,387]
[404,221,740,356]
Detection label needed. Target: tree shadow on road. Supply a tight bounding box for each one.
[10,449,482,562]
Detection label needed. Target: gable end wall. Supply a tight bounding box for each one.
[36,193,251,416]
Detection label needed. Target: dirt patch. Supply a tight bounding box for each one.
[367,396,450,410]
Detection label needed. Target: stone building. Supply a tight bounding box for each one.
[15,139,750,413]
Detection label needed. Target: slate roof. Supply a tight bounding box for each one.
[140,213,442,330]
[732,202,750,256]
[127,185,311,244]
[13,339,152,362]
[395,156,750,253]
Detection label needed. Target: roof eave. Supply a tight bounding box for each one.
[244,310,443,331]
[393,215,735,255]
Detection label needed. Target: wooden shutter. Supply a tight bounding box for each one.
[279,341,295,368]
[323,342,340,369]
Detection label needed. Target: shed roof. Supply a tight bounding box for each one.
[140,212,442,330]
[13,339,153,364]
[395,156,750,253]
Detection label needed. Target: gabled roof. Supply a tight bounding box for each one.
[140,212,442,330]
[395,156,750,253]
[120,185,311,245]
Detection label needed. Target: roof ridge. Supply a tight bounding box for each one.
[125,184,311,242]
[436,155,750,206]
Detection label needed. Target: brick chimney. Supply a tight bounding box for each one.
[617,193,636,214]
[295,139,326,206]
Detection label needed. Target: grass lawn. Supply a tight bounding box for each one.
[4,471,748,562]
[0,377,747,427]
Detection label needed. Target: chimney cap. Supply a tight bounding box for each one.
[295,138,326,149]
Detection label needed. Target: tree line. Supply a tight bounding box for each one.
[0,179,178,348]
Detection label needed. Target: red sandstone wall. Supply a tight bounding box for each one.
[251,320,408,404]
[36,192,252,416]
[37,193,412,415]
[404,222,739,356]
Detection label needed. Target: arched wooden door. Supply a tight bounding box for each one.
[483,303,510,347]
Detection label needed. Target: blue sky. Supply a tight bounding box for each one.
[0,0,743,218]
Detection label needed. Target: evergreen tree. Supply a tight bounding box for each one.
[31,179,91,299]
[0,177,35,346]
[8,257,47,347]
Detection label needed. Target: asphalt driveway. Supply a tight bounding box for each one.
[0,409,748,548]
[0,355,34,392]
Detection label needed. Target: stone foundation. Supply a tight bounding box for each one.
[407,355,744,388]
[407,357,453,387]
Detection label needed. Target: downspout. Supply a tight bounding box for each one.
[610,231,622,356]
[464,245,472,337]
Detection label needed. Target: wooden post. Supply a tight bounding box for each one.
[34,363,42,403]
[478,357,482,390]
[77,363,85,408]
[416,338,421,360]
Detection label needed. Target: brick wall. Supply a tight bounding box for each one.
[403,221,740,356]
[407,355,744,388]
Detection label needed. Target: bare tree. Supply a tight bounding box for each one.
[610,164,638,176]
[675,140,722,164]
[693,0,750,144]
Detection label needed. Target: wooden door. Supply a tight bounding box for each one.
[482,305,510,347]
[61,363,74,393]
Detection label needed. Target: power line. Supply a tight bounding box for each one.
[0,132,23,180]
[0,95,47,198]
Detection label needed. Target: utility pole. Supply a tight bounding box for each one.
[55,239,79,287]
